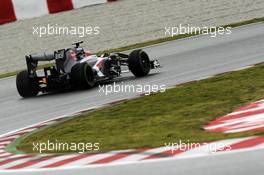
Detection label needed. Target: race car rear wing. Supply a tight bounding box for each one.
[25,53,55,77]
[31,53,55,61]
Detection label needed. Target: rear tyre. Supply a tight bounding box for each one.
[71,63,95,89]
[16,71,39,98]
[128,49,150,77]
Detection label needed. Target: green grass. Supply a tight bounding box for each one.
[0,71,19,79]
[15,64,264,154]
[1,17,264,79]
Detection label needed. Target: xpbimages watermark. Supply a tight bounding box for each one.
[99,82,166,95]
[32,140,100,153]
[165,24,232,38]
[32,24,100,37]
[164,140,232,154]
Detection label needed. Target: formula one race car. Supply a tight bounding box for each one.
[16,41,160,98]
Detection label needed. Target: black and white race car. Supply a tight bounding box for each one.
[16,41,160,98]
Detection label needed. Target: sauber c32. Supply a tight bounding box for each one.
[16,41,160,98]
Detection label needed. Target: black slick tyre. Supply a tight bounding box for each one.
[128,49,150,77]
[71,63,95,89]
[16,70,39,98]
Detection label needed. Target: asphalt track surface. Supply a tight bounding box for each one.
[1,23,264,174]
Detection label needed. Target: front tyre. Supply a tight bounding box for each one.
[128,49,150,77]
[16,71,39,98]
[71,63,95,89]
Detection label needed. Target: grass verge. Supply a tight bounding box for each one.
[1,17,264,79]
[15,63,264,154]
